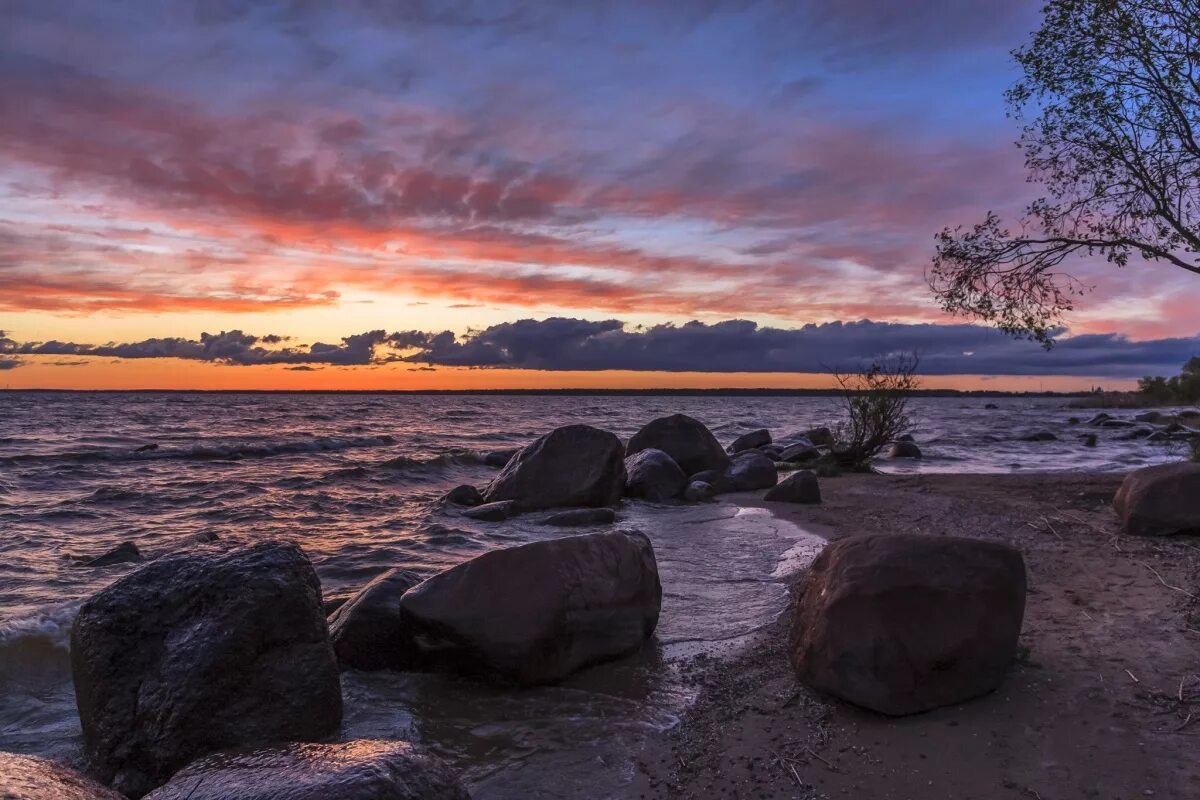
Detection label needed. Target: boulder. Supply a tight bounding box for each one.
[791,534,1026,716]
[328,568,423,671]
[805,427,835,447]
[684,481,716,502]
[727,429,771,454]
[778,443,820,462]
[483,448,520,467]
[726,451,777,491]
[1087,413,1113,425]
[0,752,125,800]
[86,541,143,567]
[398,531,661,685]
[462,500,519,521]
[984,403,1000,410]
[142,740,469,800]
[441,485,483,506]
[483,425,625,511]
[70,542,342,798]
[763,471,821,504]
[625,414,729,476]
[1114,462,1200,536]
[1021,431,1057,442]
[1081,433,1098,447]
[689,469,734,494]
[541,508,616,527]
[623,448,687,502]
[1067,416,1081,424]
[888,440,922,459]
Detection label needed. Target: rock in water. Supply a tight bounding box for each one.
[727,429,771,454]
[483,425,625,510]
[541,508,617,527]
[328,568,423,671]
[0,752,125,800]
[1021,431,1057,442]
[684,481,716,502]
[441,485,483,506]
[624,448,687,502]
[86,541,143,567]
[398,531,661,685]
[888,440,922,459]
[70,541,342,798]
[142,740,469,800]
[790,534,1026,716]
[726,451,777,491]
[625,414,729,476]
[462,500,519,521]
[778,443,820,463]
[1114,462,1200,536]
[804,427,834,447]
[763,471,821,504]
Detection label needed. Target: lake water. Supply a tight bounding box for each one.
[0,391,1191,797]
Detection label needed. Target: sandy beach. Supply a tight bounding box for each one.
[635,473,1200,799]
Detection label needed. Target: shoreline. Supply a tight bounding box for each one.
[634,473,1200,799]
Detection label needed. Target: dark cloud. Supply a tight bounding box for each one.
[9,319,1199,378]
[0,358,22,370]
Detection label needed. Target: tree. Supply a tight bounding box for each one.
[931,0,1200,344]
[831,354,920,469]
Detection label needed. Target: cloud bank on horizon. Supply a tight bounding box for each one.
[2,0,1198,384]
[4,319,1197,378]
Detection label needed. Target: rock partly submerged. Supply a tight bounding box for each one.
[888,440,922,459]
[441,485,483,507]
[623,447,688,502]
[1114,462,1200,536]
[0,752,125,800]
[142,740,469,800]
[725,451,778,491]
[70,541,342,798]
[85,541,143,567]
[398,530,661,685]
[791,533,1027,716]
[626,414,729,476]
[483,425,625,511]
[462,500,520,522]
[727,429,771,454]
[328,568,423,671]
[540,507,617,527]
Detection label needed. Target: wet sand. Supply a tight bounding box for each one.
[634,473,1200,799]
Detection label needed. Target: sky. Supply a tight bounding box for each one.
[2,0,1198,390]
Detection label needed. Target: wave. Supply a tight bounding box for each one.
[0,605,77,676]
[377,450,483,471]
[0,435,398,467]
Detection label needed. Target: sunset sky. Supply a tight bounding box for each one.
[3,0,1198,390]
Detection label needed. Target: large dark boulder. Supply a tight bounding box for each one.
[328,568,423,671]
[483,425,625,511]
[684,481,716,502]
[624,448,687,502]
[763,470,821,504]
[142,741,469,800]
[791,534,1027,716]
[625,414,729,476]
[0,752,125,800]
[726,451,777,491]
[1114,462,1200,536]
[888,440,922,459]
[778,443,820,463]
[70,542,342,798]
[441,485,483,506]
[727,429,771,454]
[398,531,661,685]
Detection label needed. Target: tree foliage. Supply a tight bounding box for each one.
[1138,355,1200,401]
[832,354,920,469]
[932,0,1200,344]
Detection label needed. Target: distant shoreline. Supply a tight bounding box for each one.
[0,387,1096,398]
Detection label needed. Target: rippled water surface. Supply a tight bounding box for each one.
[0,391,1191,796]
